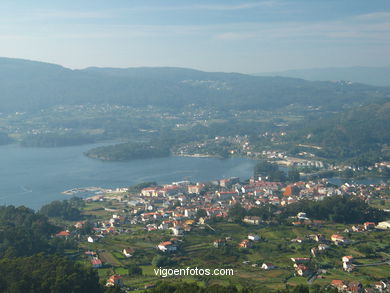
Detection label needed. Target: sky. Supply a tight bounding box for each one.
[0,0,389,73]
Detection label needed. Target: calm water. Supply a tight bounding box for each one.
[0,144,257,209]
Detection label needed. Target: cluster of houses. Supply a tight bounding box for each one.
[82,177,389,235]
[58,174,390,290]
[237,233,261,249]
[157,239,179,252]
[330,279,389,293]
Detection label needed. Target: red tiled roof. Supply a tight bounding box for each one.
[56,231,70,236]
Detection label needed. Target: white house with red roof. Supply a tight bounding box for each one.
[157,241,177,252]
[106,275,123,287]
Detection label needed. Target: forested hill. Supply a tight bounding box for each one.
[0,57,389,113]
[256,66,390,87]
[284,99,390,164]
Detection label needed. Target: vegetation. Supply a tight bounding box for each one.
[283,100,390,165]
[0,205,57,257]
[254,160,286,182]
[284,195,388,223]
[127,182,157,194]
[0,254,103,293]
[85,141,170,161]
[1,58,388,113]
[229,195,388,224]
[40,198,83,221]
[146,282,338,293]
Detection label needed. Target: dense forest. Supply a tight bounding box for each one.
[40,198,84,221]
[0,254,103,293]
[0,205,108,292]
[0,206,57,257]
[85,141,171,161]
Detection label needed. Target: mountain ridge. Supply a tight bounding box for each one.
[255,66,390,87]
[0,57,389,113]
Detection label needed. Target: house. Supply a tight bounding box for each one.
[87,236,97,243]
[283,185,299,196]
[291,237,304,243]
[331,234,346,245]
[352,225,364,232]
[374,281,387,292]
[85,251,97,256]
[239,239,253,248]
[74,221,85,229]
[106,275,123,287]
[313,234,325,242]
[342,255,354,272]
[141,187,160,197]
[248,234,260,241]
[377,220,390,230]
[158,221,170,230]
[261,263,276,270]
[311,247,318,257]
[363,222,376,230]
[297,212,309,220]
[91,258,102,268]
[55,230,70,238]
[291,221,303,226]
[295,264,311,276]
[171,226,183,236]
[291,257,310,264]
[318,244,329,251]
[122,248,135,258]
[342,262,354,272]
[157,241,177,252]
[243,216,260,225]
[187,184,204,194]
[216,191,238,200]
[342,255,354,263]
[347,282,363,292]
[331,280,347,291]
[213,239,226,248]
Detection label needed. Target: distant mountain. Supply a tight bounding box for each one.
[255,66,390,87]
[0,57,389,113]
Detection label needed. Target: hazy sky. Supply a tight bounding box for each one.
[0,0,389,73]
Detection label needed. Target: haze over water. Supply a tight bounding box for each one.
[0,143,256,209]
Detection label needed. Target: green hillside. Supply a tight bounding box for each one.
[0,57,388,113]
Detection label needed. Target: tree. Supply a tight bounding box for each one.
[152,255,173,267]
[40,200,81,221]
[0,206,57,257]
[0,254,103,293]
[228,203,247,222]
[196,209,207,219]
[254,160,286,182]
[127,264,142,276]
[288,169,300,182]
[254,160,278,178]
[341,168,354,178]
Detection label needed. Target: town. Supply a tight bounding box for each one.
[51,168,390,292]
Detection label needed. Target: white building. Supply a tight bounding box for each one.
[248,234,260,241]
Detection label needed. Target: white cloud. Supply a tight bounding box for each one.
[353,12,390,21]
